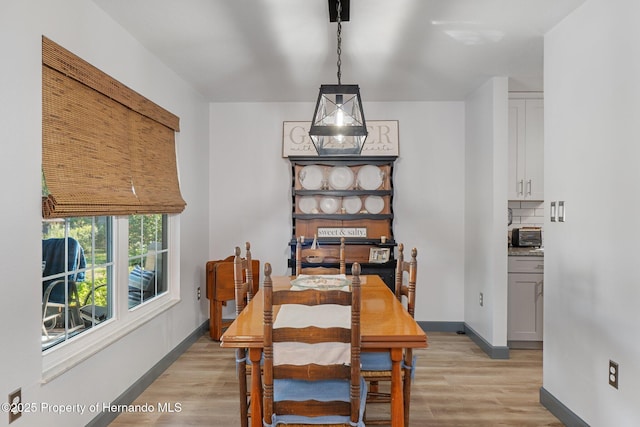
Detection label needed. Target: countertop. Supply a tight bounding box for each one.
[508,247,544,257]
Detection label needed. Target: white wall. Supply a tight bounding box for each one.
[209,101,467,322]
[544,0,640,424]
[464,77,509,346]
[0,1,210,425]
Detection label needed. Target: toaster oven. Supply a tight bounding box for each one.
[511,228,542,247]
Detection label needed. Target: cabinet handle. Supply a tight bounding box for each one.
[519,179,524,195]
[536,281,544,298]
[527,179,532,195]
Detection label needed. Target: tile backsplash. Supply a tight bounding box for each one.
[508,200,544,245]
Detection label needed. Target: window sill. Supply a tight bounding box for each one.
[41,296,180,384]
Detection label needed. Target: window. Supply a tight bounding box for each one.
[42,217,113,350]
[127,214,168,309]
[41,214,170,350]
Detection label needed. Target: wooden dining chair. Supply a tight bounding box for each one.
[361,243,418,426]
[263,261,366,426]
[233,242,259,427]
[296,236,346,275]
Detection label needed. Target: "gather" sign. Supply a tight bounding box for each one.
[282,120,399,157]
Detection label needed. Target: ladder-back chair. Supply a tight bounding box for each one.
[361,243,418,425]
[234,242,259,427]
[296,236,346,276]
[263,262,366,426]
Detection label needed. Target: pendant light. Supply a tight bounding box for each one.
[309,0,367,156]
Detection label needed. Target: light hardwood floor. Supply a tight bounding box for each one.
[109,332,563,426]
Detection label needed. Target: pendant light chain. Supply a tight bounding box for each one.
[336,0,342,85]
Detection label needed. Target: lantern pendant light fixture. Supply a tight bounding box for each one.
[309,0,367,156]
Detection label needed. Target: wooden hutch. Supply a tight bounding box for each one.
[288,156,397,290]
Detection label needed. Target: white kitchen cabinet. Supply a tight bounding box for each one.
[508,256,544,346]
[508,98,544,200]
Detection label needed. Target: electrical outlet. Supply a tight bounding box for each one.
[197,286,201,300]
[479,292,484,307]
[8,388,22,424]
[609,360,619,389]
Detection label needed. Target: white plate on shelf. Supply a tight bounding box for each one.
[320,196,340,214]
[364,196,385,214]
[342,196,362,214]
[328,166,354,190]
[298,196,318,214]
[357,165,383,190]
[299,165,324,190]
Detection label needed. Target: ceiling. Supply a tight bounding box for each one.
[93,0,584,103]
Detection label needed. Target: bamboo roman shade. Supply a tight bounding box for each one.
[42,36,186,218]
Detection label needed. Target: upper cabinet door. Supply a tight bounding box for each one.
[524,99,544,200]
[508,100,526,200]
[508,98,544,200]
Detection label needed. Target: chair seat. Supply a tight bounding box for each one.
[361,351,392,371]
[270,377,367,426]
[361,352,418,376]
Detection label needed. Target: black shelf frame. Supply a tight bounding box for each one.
[288,156,398,291]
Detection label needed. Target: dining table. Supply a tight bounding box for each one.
[220,274,427,427]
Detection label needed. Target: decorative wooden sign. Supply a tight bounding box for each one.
[283,120,399,157]
[317,227,368,238]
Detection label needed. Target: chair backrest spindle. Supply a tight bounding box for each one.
[395,243,418,318]
[233,242,254,315]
